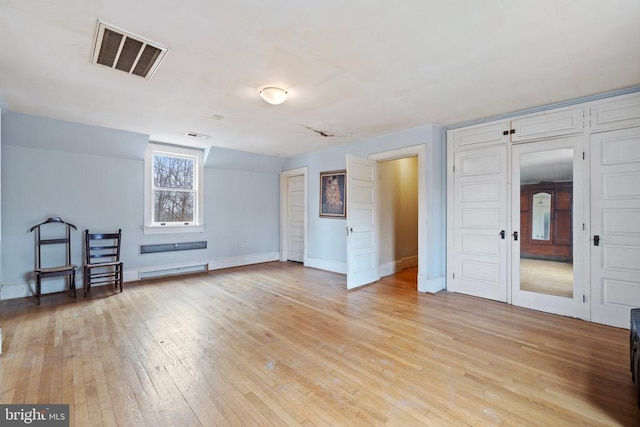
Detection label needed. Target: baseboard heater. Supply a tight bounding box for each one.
[139,263,208,280]
[140,241,207,254]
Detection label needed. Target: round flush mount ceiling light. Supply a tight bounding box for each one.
[259,86,288,105]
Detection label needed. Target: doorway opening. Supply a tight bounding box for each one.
[366,145,427,291]
[378,157,419,284]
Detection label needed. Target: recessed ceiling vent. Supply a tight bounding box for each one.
[91,21,167,79]
[185,132,210,139]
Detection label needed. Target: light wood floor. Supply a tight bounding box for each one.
[0,262,637,426]
[520,258,574,298]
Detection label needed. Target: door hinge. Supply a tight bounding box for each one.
[453,165,455,172]
[582,151,585,160]
[582,223,585,231]
[452,273,455,279]
[583,295,586,303]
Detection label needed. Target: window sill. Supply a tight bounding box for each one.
[143,225,205,235]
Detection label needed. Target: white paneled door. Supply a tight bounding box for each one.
[591,127,640,328]
[449,146,508,302]
[287,175,305,262]
[346,155,378,289]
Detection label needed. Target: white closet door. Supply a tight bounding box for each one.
[287,175,305,262]
[511,136,587,320]
[449,146,508,302]
[591,127,640,328]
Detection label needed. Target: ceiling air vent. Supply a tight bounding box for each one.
[91,21,167,79]
[185,132,210,139]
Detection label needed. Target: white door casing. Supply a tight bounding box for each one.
[590,127,640,328]
[346,155,378,289]
[369,145,428,291]
[511,136,587,320]
[449,146,508,302]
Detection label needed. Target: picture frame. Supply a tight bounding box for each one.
[319,170,346,218]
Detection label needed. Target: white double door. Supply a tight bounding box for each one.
[451,131,640,327]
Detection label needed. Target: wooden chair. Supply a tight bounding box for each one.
[84,229,123,296]
[29,217,78,305]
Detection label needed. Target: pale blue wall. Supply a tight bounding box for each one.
[0,112,284,297]
[282,124,446,287]
[0,110,446,298]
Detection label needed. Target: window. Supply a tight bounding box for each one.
[144,143,204,234]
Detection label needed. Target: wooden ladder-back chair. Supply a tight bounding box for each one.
[84,229,123,296]
[29,217,78,305]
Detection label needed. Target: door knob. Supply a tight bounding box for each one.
[500,230,506,239]
[513,231,519,241]
[594,235,600,246]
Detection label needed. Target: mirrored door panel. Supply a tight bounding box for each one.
[511,137,586,320]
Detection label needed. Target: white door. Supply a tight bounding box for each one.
[449,146,508,302]
[287,175,305,262]
[511,136,587,320]
[346,155,378,289]
[591,127,640,328]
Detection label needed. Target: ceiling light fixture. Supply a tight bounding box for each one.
[259,87,288,105]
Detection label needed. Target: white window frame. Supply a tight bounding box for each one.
[144,142,205,234]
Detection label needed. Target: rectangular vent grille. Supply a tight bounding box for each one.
[92,21,167,79]
[140,241,207,254]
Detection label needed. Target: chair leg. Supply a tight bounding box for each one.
[36,274,41,305]
[83,266,88,297]
[71,270,77,299]
[119,265,123,292]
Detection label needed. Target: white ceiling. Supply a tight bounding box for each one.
[0,1,639,157]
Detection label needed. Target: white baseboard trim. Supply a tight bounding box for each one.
[1,282,35,300]
[379,261,402,278]
[1,279,87,301]
[123,270,139,283]
[401,255,419,270]
[208,252,279,271]
[305,257,347,275]
[418,274,445,293]
[1,253,281,300]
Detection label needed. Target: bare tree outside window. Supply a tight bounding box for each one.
[153,154,195,223]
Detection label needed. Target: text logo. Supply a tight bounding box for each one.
[0,405,69,427]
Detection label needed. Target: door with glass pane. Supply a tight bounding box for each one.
[511,136,587,319]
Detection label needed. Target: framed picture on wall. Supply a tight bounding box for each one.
[319,170,346,218]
